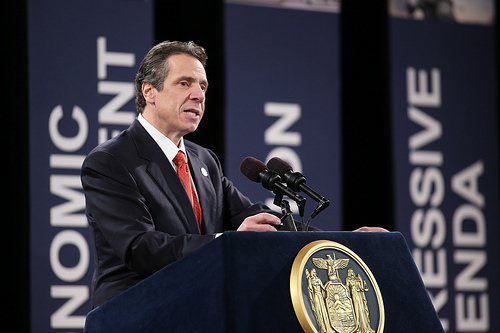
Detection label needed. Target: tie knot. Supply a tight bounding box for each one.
[173,151,186,167]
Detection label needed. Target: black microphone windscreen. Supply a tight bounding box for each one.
[267,157,292,176]
[240,156,267,182]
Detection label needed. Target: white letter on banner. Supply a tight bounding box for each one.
[411,208,446,248]
[50,175,86,227]
[97,36,135,80]
[49,105,88,152]
[453,204,486,247]
[454,250,487,291]
[98,81,136,125]
[451,161,485,207]
[455,293,489,331]
[50,230,89,282]
[408,106,443,165]
[50,285,88,329]
[413,248,447,288]
[407,67,441,107]
[409,167,444,207]
[50,154,86,169]
[264,102,301,146]
[98,127,123,144]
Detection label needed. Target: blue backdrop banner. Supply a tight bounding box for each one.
[224,1,342,231]
[28,1,152,331]
[390,3,499,332]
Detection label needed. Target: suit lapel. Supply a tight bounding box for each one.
[129,120,200,234]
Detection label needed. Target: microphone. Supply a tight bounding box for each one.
[267,157,329,218]
[240,156,306,218]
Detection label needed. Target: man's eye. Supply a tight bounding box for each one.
[180,81,189,87]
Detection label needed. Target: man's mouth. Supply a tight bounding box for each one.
[184,108,200,117]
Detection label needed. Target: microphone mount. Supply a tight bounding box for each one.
[260,169,305,218]
[240,156,306,218]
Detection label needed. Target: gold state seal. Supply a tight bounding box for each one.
[290,240,384,333]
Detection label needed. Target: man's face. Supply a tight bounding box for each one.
[142,53,208,145]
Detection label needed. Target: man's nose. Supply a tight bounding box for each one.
[190,84,205,102]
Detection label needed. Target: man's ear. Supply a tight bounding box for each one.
[142,82,156,104]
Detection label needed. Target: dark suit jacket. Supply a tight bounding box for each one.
[81,119,274,308]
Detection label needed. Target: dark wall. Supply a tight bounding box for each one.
[341,2,393,231]
[2,0,30,330]
[2,1,498,331]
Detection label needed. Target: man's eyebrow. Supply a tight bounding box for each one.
[176,75,208,86]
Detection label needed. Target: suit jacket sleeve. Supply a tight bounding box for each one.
[81,121,275,308]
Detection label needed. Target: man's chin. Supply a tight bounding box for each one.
[183,123,200,137]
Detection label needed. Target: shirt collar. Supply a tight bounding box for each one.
[137,113,187,168]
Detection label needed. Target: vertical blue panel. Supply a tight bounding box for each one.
[225,2,341,231]
[28,1,152,331]
[390,4,498,332]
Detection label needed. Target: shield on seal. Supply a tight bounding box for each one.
[324,280,356,333]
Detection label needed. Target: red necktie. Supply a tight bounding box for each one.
[173,151,202,230]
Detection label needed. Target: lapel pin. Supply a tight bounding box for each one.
[201,167,208,177]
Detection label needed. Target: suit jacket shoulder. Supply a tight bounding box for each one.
[81,119,274,308]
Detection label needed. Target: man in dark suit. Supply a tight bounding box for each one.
[81,41,282,309]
